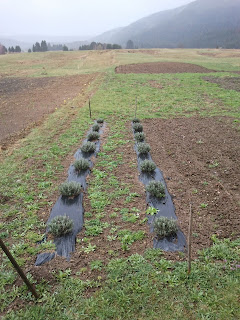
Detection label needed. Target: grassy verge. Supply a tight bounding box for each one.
[3,238,240,319]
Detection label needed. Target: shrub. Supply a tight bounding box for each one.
[134,132,145,142]
[73,158,90,171]
[140,160,156,173]
[133,123,143,132]
[59,181,82,197]
[48,215,73,237]
[81,141,96,153]
[92,123,100,132]
[153,217,178,239]
[132,118,140,123]
[87,131,100,141]
[137,142,150,154]
[146,181,165,199]
[96,118,104,124]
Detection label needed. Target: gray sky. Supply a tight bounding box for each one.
[1,0,194,38]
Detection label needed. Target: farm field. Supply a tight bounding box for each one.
[0,49,240,319]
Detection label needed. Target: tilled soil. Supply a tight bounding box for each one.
[115,62,216,74]
[0,74,97,148]
[143,116,240,257]
[204,76,240,92]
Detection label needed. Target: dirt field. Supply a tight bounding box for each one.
[115,62,216,74]
[204,76,240,91]
[0,74,97,148]
[143,117,240,255]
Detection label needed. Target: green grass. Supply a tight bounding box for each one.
[1,50,240,318]
[2,239,240,320]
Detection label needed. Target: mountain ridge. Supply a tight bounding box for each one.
[93,0,240,48]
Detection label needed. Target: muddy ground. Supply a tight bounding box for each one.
[115,62,215,74]
[0,74,97,148]
[204,76,240,92]
[144,116,240,254]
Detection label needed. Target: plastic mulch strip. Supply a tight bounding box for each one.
[35,122,105,266]
[132,122,186,251]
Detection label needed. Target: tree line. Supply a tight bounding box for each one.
[79,42,122,50]
[0,40,124,55]
[0,45,21,54]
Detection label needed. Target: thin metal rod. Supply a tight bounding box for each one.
[188,203,193,274]
[89,99,92,118]
[0,238,39,299]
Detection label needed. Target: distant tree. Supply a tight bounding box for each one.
[63,45,68,51]
[126,40,134,49]
[8,46,15,53]
[15,45,21,53]
[35,42,41,52]
[112,44,122,49]
[0,44,7,55]
[96,43,103,50]
[89,42,97,50]
[41,40,48,52]
[106,43,112,49]
[28,48,32,53]
[48,43,63,51]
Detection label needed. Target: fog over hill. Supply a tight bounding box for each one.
[93,0,240,48]
[1,0,240,50]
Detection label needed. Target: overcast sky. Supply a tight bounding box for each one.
[1,0,194,38]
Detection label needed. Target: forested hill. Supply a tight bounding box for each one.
[93,0,240,48]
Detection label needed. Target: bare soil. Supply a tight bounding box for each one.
[143,116,240,256]
[115,62,216,74]
[0,74,97,148]
[204,76,240,92]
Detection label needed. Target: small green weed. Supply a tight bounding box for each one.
[90,260,103,271]
[83,243,96,253]
[146,206,159,215]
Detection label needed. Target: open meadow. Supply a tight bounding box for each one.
[0,49,239,319]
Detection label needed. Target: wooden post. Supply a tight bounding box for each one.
[89,99,92,118]
[188,203,193,274]
[135,97,138,118]
[0,238,39,299]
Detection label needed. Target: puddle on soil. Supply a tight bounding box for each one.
[133,123,186,252]
[35,123,105,266]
